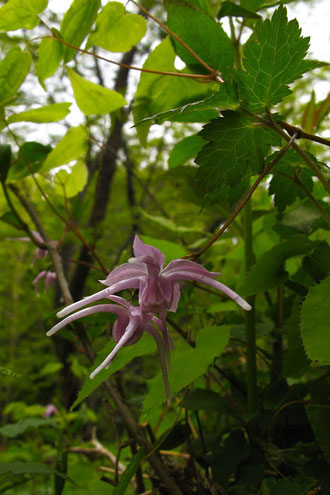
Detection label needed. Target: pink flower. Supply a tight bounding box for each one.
[13,231,48,260]
[47,296,173,403]
[44,404,58,417]
[33,270,57,295]
[57,235,251,319]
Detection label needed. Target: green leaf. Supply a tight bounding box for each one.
[36,37,63,90]
[40,126,87,173]
[195,111,280,192]
[235,6,316,111]
[218,2,261,19]
[71,334,156,410]
[0,418,54,438]
[0,211,23,229]
[136,80,238,126]
[54,160,88,198]
[67,67,126,115]
[239,235,315,296]
[306,403,330,459]
[142,325,231,415]
[87,2,147,53]
[140,210,207,236]
[112,449,145,495]
[282,200,324,234]
[0,144,11,181]
[0,463,75,485]
[169,135,205,169]
[0,47,32,105]
[60,0,101,63]
[283,300,309,378]
[0,0,48,31]
[165,0,234,74]
[8,142,51,180]
[268,150,314,212]
[300,275,330,366]
[260,477,315,495]
[140,236,186,263]
[133,38,215,145]
[7,103,71,124]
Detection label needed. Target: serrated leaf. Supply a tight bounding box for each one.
[8,142,51,180]
[36,37,63,90]
[54,160,88,198]
[306,404,330,459]
[137,80,238,126]
[0,418,55,438]
[300,275,330,366]
[142,325,231,415]
[7,103,71,124]
[71,334,156,410]
[60,0,101,63]
[0,0,47,31]
[165,0,234,74]
[113,449,145,495]
[67,67,126,115]
[0,144,11,181]
[0,47,31,105]
[140,236,186,263]
[169,134,206,168]
[133,38,215,145]
[40,126,87,173]
[195,111,280,192]
[235,6,316,111]
[87,2,147,53]
[239,235,315,296]
[218,2,261,19]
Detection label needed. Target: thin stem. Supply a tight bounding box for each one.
[186,132,298,260]
[243,188,257,415]
[280,120,330,147]
[38,21,212,83]
[130,0,224,84]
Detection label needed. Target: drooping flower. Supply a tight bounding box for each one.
[33,270,57,295]
[47,296,173,403]
[57,235,251,319]
[13,231,48,261]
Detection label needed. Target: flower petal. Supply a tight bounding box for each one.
[56,278,141,318]
[100,262,147,286]
[90,319,138,379]
[146,323,171,405]
[133,235,165,267]
[47,304,126,336]
[163,259,220,279]
[165,271,251,311]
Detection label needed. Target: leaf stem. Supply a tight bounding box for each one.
[280,120,330,147]
[38,19,213,83]
[186,132,298,260]
[129,0,224,84]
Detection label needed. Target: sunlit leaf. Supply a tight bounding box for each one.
[0,47,31,105]
[36,37,63,90]
[67,67,126,115]
[7,103,71,124]
[54,160,88,198]
[60,0,101,63]
[0,0,48,31]
[218,2,261,19]
[40,126,87,173]
[169,135,205,168]
[87,2,147,53]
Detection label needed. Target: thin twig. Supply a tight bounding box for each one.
[280,120,330,147]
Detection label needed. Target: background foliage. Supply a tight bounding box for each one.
[0,0,329,493]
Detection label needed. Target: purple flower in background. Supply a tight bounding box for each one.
[33,270,57,295]
[57,235,251,318]
[13,231,48,261]
[44,404,58,417]
[47,295,173,402]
